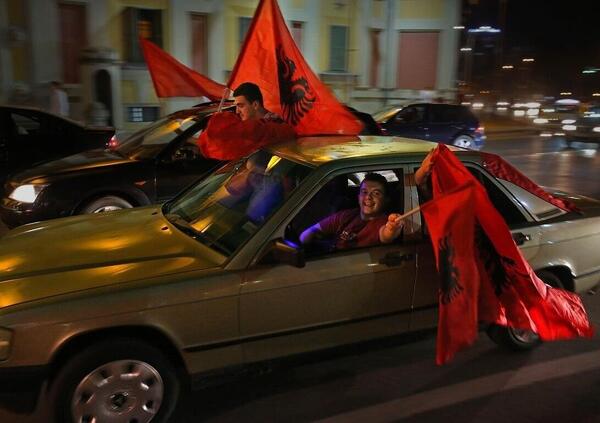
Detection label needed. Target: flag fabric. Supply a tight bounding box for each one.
[420,181,480,364]
[480,152,579,212]
[140,38,226,100]
[197,111,295,160]
[422,144,593,364]
[227,0,363,136]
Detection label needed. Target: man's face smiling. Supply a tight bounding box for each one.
[234,95,260,121]
[358,180,386,220]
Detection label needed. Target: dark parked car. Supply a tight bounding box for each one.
[0,106,114,187]
[373,103,485,149]
[1,105,223,228]
[1,103,382,228]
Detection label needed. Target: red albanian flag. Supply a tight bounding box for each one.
[480,151,579,213]
[140,38,226,100]
[426,144,592,364]
[197,112,295,160]
[227,0,363,136]
[420,181,480,365]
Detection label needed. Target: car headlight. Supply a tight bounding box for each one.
[562,119,576,124]
[8,184,47,203]
[562,124,577,131]
[593,127,600,133]
[534,118,548,124]
[0,328,12,360]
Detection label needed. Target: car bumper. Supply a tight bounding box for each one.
[0,197,62,229]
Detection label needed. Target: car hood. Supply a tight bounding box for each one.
[0,206,225,309]
[9,148,133,183]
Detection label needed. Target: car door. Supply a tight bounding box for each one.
[239,167,418,363]
[155,127,222,202]
[384,105,428,139]
[427,104,461,143]
[408,162,538,331]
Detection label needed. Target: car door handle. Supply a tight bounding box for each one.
[512,232,531,246]
[379,252,415,267]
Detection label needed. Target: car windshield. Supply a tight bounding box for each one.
[372,106,402,122]
[164,150,312,256]
[116,113,201,160]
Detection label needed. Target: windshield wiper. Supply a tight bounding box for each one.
[165,213,204,239]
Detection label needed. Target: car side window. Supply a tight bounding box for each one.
[286,169,405,257]
[395,106,425,124]
[413,164,527,227]
[11,113,40,135]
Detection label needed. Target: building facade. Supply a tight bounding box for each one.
[0,0,461,130]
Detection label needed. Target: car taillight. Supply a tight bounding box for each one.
[475,126,485,135]
[107,135,119,149]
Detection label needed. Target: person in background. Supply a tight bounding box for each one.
[49,81,69,117]
[197,82,295,160]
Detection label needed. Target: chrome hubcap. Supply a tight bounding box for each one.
[72,360,164,423]
[509,328,539,344]
[454,137,473,148]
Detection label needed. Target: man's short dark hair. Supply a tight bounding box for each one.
[233,82,263,106]
[361,173,388,196]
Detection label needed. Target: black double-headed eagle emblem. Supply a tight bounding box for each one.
[438,235,464,305]
[475,224,518,296]
[276,45,315,125]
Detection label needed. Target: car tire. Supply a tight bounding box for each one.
[48,338,181,423]
[80,195,133,214]
[486,270,564,351]
[452,135,474,149]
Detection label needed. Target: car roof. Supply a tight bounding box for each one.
[267,135,469,166]
[0,104,86,127]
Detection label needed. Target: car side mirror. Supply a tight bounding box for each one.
[259,238,305,268]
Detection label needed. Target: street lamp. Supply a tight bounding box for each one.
[522,58,535,62]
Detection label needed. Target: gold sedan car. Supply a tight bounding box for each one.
[1,136,599,422]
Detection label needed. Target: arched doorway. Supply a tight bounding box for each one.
[94,70,113,126]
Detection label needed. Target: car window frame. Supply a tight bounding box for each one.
[250,163,413,266]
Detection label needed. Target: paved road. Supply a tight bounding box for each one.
[2,133,600,422]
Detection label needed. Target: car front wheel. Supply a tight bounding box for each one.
[80,195,133,214]
[452,135,474,149]
[486,270,565,351]
[48,339,181,423]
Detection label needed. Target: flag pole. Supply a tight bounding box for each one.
[217,87,231,112]
[396,205,421,220]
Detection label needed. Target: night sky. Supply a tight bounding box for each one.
[463,0,600,97]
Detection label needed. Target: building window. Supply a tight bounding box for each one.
[396,31,439,89]
[369,29,381,87]
[239,17,252,49]
[290,21,304,50]
[127,106,160,123]
[329,25,348,72]
[59,2,87,83]
[124,8,163,64]
[190,14,208,73]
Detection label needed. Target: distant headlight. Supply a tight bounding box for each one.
[562,124,577,131]
[561,119,576,124]
[534,118,548,124]
[8,184,47,203]
[0,328,12,360]
[593,127,600,132]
